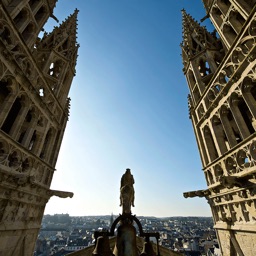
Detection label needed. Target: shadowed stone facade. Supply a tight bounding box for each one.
[0,1,78,255]
[182,1,256,255]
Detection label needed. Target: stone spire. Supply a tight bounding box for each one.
[38,9,79,70]
[181,9,220,72]
[34,9,79,108]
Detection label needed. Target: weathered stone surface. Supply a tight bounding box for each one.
[182,1,256,255]
[0,1,78,255]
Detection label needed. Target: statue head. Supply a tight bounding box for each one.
[126,168,131,174]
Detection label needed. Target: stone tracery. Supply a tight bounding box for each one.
[183,3,256,254]
[0,2,78,254]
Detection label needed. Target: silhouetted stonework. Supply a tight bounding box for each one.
[0,1,78,255]
[182,1,256,255]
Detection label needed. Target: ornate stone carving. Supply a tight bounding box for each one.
[183,189,210,198]
[0,3,78,255]
[219,175,243,189]
[183,4,256,255]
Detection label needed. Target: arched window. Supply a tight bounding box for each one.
[22,22,35,42]
[0,25,12,45]
[1,97,22,134]
[241,77,256,123]
[28,131,37,151]
[198,58,211,77]
[17,109,34,144]
[29,0,40,11]
[0,139,9,163]
[60,39,69,52]
[223,24,237,46]
[0,81,10,108]
[213,51,224,66]
[220,105,240,147]
[203,126,219,161]
[212,116,229,154]
[214,164,224,181]
[237,99,254,134]
[40,128,53,161]
[229,10,245,34]
[197,104,205,120]
[206,170,215,185]
[230,93,254,139]
[216,0,231,14]
[48,59,64,78]
[14,8,29,30]
[35,5,47,26]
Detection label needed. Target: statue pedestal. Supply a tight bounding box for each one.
[113,222,138,256]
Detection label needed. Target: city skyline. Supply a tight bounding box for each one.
[44,0,212,217]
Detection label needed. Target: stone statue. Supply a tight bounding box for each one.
[93,169,159,256]
[120,169,135,214]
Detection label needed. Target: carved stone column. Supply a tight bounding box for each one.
[229,94,251,139]
[220,106,237,147]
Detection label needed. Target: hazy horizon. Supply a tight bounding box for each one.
[44,213,212,218]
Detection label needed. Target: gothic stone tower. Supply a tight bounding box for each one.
[0,1,78,255]
[181,1,256,255]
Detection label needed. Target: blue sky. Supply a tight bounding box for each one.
[45,0,213,217]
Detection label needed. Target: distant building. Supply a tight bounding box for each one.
[182,1,256,255]
[66,237,88,252]
[0,1,78,255]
